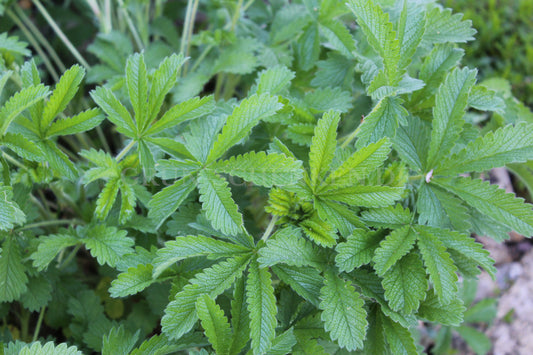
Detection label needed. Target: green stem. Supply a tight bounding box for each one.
[261,215,279,241]
[190,44,213,73]
[20,308,30,342]
[180,0,199,75]
[340,125,362,149]
[214,73,225,101]
[242,0,256,11]
[16,219,82,231]
[32,306,46,342]
[2,151,27,170]
[32,0,91,69]
[58,244,82,270]
[230,0,244,31]
[6,10,59,81]
[117,0,144,50]
[116,140,136,161]
[14,6,67,72]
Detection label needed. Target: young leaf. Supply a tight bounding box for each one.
[95,178,120,220]
[0,235,28,302]
[207,94,282,163]
[254,66,295,95]
[360,204,411,229]
[109,264,156,298]
[300,215,337,247]
[42,65,85,131]
[148,175,196,228]
[319,271,367,351]
[335,229,382,272]
[318,185,403,208]
[417,183,471,231]
[246,258,277,355]
[382,252,427,314]
[214,151,303,187]
[161,254,251,340]
[414,225,458,305]
[196,294,232,355]
[397,0,426,71]
[434,176,533,236]
[423,7,476,44]
[436,123,533,175]
[426,67,477,168]
[309,110,340,190]
[373,225,416,276]
[197,169,244,236]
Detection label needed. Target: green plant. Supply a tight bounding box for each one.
[0,0,532,354]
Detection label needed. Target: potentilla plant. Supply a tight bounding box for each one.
[1,0,533,354]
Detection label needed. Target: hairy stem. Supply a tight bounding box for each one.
[261,215,279,241]
[32,306,46,342]
[116,139,137,161]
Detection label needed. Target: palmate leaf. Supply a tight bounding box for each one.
[309,110,340,190]
[417,290,465,326]
[152,235,251,278]
[265,328,297,355]
[314,198,365,237]
[304,87,353,114]
[214,151,303,187]
[254,66,295,95]
[271,264,323,307]
[382,252,427,315]
[207,94,282,163]
[434,176,533,236]
[0,84,49,135]
[360,204,411,229]
[319,271,367,351]
[46,108,104,138]
[0,184,25,231]
[109,264,155,298]
[436,123,533,175]
[417,183,471,231]
[318,185,403,208]
[422,7,476,45]
[318,20,356,59]
[90,86,136,137]
[335,228,382,272]
[323,137,391,189]
[396,0,426,71]
[229,277,250,355]
[0,33,31,56]
[196,294,232,355]
[1,132,43,161]
[82,225,135,267]
[373,225,416,276]
[148,174,196,228]
[426,67,477,168]
[0,235,28,302]
[414,225,458,305]
[246,258,277,355]
[41,65,85,131]
[197,169,244,236]
[300,215,337,247]
[258,227,326,269]
[162,254,251,340]
[392,115,430,172]
[346,0,400,85]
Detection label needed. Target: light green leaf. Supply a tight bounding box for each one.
[346,0,400,85]
[30,234,79,271]
[41,140,78,179]
[196,294,232,355]
[214,151,303,187]
[309,110,340,190]
[1,132,42,160]
[427,67,477,168]
[95,178,120,220]
[90,86,136,137]
[468,85,505,113]
[458,326,492,355]
[272,265,323,307]
[126,53,148,132]
[0,33,30,56]
[319,20,356,59]
[423,7,476,44]
[46,108,104,137]
[42,65,85,131]
[360,204,411,229]
[118,179,136,224]
[83,225,135,267]
[247,258,277,355]
[17,341,83,355]
[20,275,53,311]
[254,66,295,95]
[335,229,381,272]
[392,115,430,172]
[197,169,244,236]
[300,216,337,247]
[382,252,427,314]
[162,254,251,340]
[258,227,325,268]
[417,183,471,231]
[356,96,408,149]
[296,24,320,71]
[414,225,458,305]
[207,94,282,162]
[148,175,196,228]
[0,84,49,135]
[229,277,250,355]
[434,176,533,236]
[152,235,250,278]
[0,185,25,230]
[324,137,391,188]
[319,271,367,351]
[145,95,215,136]
[0,236,28,302]
[102,325,139,355]
[417,290,465,326]
[304,87,352,114]
[138,139,156,178]
[380,312,418,355]
[109,264,155,297]
[155,159,201,180]
[319,185,403,208]
[397,0,426,71]
[146,54,186,127]
[373,225,416,276]
[437,123,533,175]
[265,328,297,355]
